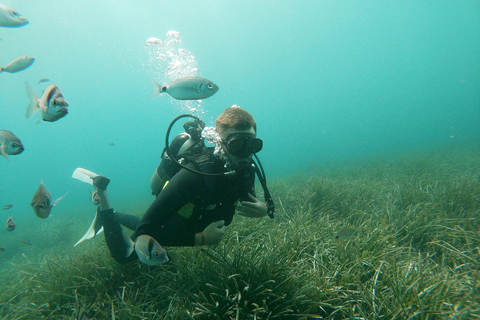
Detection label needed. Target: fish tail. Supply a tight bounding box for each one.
[150,79,163,99]
[122,232,135,257]
[24,81,39,118]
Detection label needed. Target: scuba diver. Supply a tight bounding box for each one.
[73,106,275,266]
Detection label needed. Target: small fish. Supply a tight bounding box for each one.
[0,248,5,252]
[151,76,219,100]
[25,81,69,122]
[0,130,24,161]
[2,204,13,210]
[134,235,169,266]
[31,181,69,219]
[38,78,50,84]
[6,216,16,231]
[0,56,34,74]
[0,4,28,27]
[335,227,356,241]
[18,241,32,245]
[107,142,115,146]
[89,189,101,205]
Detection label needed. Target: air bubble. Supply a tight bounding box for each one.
[145,31,205,114]
[145,37,162,47]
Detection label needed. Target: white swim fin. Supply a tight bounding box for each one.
[72,168,99,185]
[74,209,104,247]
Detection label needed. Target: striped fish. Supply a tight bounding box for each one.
[135,235,169,266]
[25,81,69,122]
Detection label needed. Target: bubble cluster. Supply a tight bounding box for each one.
[202,126,225,158]
[145,31,203,114]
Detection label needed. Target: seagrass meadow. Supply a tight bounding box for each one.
[0,140,478,319]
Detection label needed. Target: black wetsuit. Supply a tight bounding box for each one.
[100,155,256,264]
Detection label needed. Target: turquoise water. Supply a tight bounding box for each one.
[1,1,479,268]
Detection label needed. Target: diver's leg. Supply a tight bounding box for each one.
[94,176,137,264]
[99,208,137,264]
[114,212,141,231]
[93,176,111,211]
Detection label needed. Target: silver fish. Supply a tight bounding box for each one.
[38,78,50,84]
[335,227,356,241]
[0,130,24,161]
[135,235,169,266]
[151,76,219,100]
[31,181,68,219]
[0,4,28,27]
[25,81,69,122]
[0,56,34,73]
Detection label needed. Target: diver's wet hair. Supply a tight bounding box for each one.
[215,105,256,134]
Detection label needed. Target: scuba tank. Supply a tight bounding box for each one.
[150,118,205,196]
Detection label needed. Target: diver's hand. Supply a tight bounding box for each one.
[236,193,267,218]
[198,220,225,246]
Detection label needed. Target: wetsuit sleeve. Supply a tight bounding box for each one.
[135,163,202,246]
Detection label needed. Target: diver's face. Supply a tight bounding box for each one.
[219,127,256,168]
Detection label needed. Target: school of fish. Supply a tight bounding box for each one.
[0,4,221,319]
[1,2,216,281]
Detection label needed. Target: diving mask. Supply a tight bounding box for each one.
[223,133,263,158]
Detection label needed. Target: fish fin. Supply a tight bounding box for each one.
[0,138,10,162]
[122,233,135,257]
[74,209,103,247]
[0,68,3,73]
[24,81,39,119]
[150,79,163,99]
[53,191,69,206]
[72,168,99,185]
